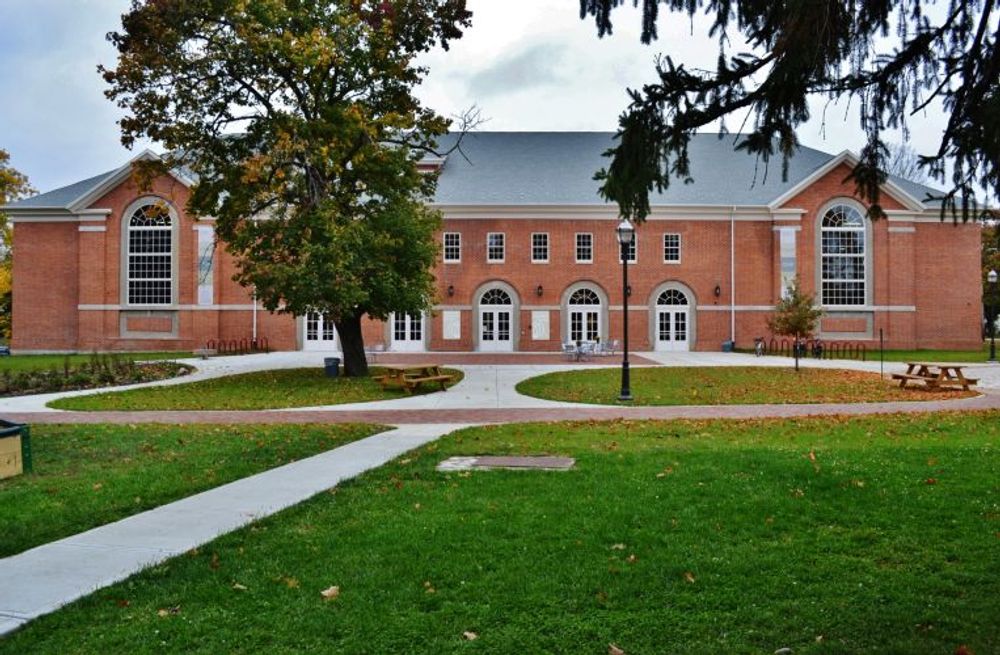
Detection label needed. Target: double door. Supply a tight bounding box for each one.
[655,308,689,351]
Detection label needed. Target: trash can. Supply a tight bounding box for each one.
[323,357,341,378]
[721,340,734,353]
[0,420,30,479]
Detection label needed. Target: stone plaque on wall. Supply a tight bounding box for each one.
[531,311,549,341]
[442,310,461,340]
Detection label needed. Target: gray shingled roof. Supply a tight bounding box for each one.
[5,132,944,210]
[433,132,943,206]
[7,168,119,209]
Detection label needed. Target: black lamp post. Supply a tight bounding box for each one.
[989,269,998,363]
[616,218,635,401]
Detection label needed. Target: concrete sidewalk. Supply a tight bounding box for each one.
[0,423,470,637]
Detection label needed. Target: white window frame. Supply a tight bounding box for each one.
[122,197,177,308]
[663,233,681,264]
[575,232,593,263]
[443,232,461,263]
[531,232,549,263]
[818,201,870,308]
[487,232,505,263]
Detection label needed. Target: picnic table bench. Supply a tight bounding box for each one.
[373,364,454,394]
[891,362,978,391]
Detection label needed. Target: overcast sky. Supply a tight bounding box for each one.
[0,0,948,193]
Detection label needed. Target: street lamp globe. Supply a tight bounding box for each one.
[616,218,635,246]
[989,270,998,285]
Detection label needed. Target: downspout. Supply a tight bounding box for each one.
[730,205,736,343]
[252,288,258,341]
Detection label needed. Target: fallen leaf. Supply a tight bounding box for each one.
[92,483,103,491]
[232,583,247,591]
[954,645,975,655]
[926,478,938,485]
[115,599,130,608]
[610,543,626,550]
[210,553,220,570]
[423,581,436,594]
[627,554,637,563]
[683,571,696,584]
[284,577,300,589]
[462,631,478,641]
[320,585,340,600]
[157,609,168,618]
[414,503,421,510]
[609,644,625,655]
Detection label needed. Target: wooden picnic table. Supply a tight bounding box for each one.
[374,363,454,394]
[891,362,979,391]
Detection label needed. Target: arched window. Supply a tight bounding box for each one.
[126,202,174,305]
[481,288,512,305]
[820,204,866,306]
[656,289,689,305]
[569,288,601,305]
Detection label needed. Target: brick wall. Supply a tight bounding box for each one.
[11,163,982,353]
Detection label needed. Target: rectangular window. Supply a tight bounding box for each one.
[487,232,505,262]
[619,234,637,263]
[663,233,681,263]
[531,232,549,263]
[443,232,461,262]
[575,233,593,263]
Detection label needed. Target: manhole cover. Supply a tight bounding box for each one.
[436,456,575,472]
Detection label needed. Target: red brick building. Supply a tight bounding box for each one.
[2,132,982,353]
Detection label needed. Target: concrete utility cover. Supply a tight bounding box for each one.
[436,456,575,471]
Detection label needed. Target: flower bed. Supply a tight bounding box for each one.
[0,354,192,397]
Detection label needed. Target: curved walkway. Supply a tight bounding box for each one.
[3,350,999,422]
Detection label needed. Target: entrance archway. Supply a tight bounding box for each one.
[652,286,693,351]
[475,284,518,352]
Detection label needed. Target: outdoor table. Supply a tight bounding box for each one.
[374,364,454,393]
[891,362,978,391]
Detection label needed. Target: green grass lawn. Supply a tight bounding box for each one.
[0,423,384,557]
[49,367,464,411]
[0,352,193,372]
[871,343,992,362]
[3,414,997,654]
[516,366,973,405]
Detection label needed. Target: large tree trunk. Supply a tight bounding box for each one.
[335,314,369,377]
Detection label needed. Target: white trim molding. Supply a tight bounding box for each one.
[888,226,917,233]
[433,203,790,222]
[10,211,111,223]
[768,150,925,211]
[78,225,107,233]
[79,304,258,311]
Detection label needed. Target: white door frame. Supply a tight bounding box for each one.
[568,307,601,343]
[303,312,340,351]
[479,305,514,352]
[655,307,690,351]
[390,312,426,352]
[653,286,692,352]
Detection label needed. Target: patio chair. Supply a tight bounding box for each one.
[562,343,578,361]
[578,341,596,361]
[602,339,620,356]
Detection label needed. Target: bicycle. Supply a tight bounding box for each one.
[754,337,765,357]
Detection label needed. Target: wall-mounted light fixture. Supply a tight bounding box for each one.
[626,284,632,297]
[536,285,543,297]
[714,284,722,298]
[447,285,455,297]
